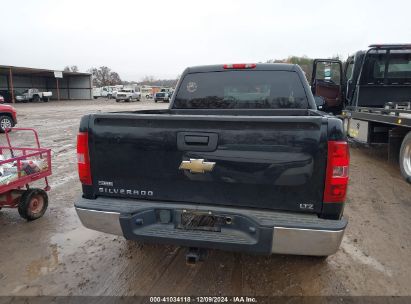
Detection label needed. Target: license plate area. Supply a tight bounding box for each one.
[177,210,222,232]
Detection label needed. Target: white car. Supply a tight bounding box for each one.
[115,89,141,102]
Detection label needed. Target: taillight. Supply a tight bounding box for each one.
[77,132,92,185]
[323,141,349,203]
[223,63,257,69]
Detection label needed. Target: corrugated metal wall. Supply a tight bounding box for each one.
[47,75,92,100]
[0,72,92,100]
[0,75,8,90]
[68,75,92,100]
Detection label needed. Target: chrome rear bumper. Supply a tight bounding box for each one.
[76,208,122,236]
[75,198,346,257]
[272,227,345,256]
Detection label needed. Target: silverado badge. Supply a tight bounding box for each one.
[179,159,215,174]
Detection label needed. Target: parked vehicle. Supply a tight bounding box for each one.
[0,104,17,132]
[154,88,173,103]
[16,89,52,102]
[93,86,114,99]
[312,44,411,183]
[115,89,141,102]
[0,90,24,103]
[0,95,4,104]
[141,86,154,99]
[75,63,349,260]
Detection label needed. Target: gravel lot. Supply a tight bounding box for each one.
[0,99,410,296]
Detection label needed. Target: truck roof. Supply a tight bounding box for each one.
[368,43,411,50]
[351,44,411,58]
[185,63,297,74]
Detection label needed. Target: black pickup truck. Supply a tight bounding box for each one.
[75,63,349,258]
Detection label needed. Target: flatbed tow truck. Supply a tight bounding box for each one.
[311,44,411,183]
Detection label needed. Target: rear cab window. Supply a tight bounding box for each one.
[173,70,309,109]
[361,50,411,85]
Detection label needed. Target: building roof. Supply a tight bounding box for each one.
[0,65,91,77]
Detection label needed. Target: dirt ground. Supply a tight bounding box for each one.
[0,99,410,296]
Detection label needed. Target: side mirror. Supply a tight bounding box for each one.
[314,96,325,110]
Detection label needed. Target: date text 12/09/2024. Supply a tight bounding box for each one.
[149,296,257,303]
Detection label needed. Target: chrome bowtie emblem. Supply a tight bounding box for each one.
[179,159,216,174]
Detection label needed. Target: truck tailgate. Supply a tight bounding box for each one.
[87,113,327,213]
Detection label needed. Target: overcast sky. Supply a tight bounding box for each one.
[1,0,410,81]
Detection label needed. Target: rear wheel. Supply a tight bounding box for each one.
[33,95,40,102]
[0,115,14,133]
[399,132,411,183]
[116,99,120,102]
[18,189,48,221]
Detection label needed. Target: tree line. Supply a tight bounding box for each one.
[63,65,123,87]
[64,65,178,87]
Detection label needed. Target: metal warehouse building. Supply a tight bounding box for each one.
[0,65,92,102]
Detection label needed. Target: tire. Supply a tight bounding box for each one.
[18,189,48,221]
[154,99,158,103]
[116,99,120,103]
[399,132,411,183]
[107,94,112,100]
[43,97,49,102]
[33,95,40,102]
[93,96,98,99]
[0,115,14,133]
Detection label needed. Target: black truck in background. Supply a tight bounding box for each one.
[75,63,349,260]
[312,44,411,183]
